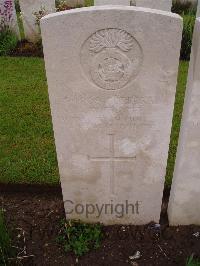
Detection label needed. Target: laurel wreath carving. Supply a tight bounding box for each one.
[89,29,134,53]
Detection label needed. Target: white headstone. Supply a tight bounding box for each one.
[19,0,55,43]
[41,6,182,225]
[135,0,172,11]
[94,0,130,5]
[168,18,200,225]
[0,0,20,38]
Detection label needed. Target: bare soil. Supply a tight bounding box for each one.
[0,184,200,266]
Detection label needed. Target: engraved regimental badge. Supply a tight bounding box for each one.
[81,28,143,90]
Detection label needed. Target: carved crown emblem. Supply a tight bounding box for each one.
[89,29,134,53]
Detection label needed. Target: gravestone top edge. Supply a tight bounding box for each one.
[41,5,181,23]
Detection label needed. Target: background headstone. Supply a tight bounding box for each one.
[19,0,55,43]
[135,0,172,11]
[197,0,200,17]
[41,6,182,225]
[0,0,20,38]
[94,0,130,5]
[168,18,200,225]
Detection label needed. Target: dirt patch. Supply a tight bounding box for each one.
[9,40,44,58]
[0,184,200,266]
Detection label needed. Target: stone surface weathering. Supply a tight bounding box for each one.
[41,6,182,224]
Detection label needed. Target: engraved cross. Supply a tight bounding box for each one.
[88,134,136,195]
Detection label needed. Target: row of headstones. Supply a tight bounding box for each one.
[95,0,172,11]
[0,1,200,227]
[1,0,200,43]
[40,3,200,225]
[94,0,200,15]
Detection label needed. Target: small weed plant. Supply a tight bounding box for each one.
[57,220,102,256]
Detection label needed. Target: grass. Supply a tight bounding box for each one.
[0,57,59,184]
[85,0,94,6]
[165,61,189,186]
[186,255,200,266]
[0,57,188,185]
